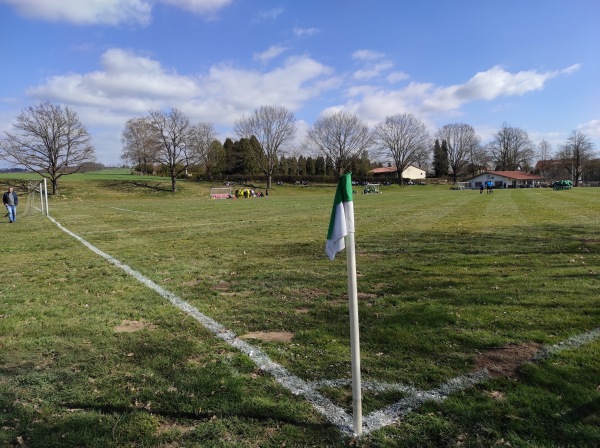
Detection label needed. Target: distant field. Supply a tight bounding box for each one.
[1,173,599,447]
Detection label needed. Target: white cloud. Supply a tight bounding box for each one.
[194,56,338,120]
[253,45,287,63]
[15,47,584,164]
[21,48,339,163]
[159,0,232,15]
[347,64,580,123]
[0,0,231,25]
[353,61,394,81]
[0,0,151,25]
[350,49,395,81]
[293,27,319,37]
[352,49,385,61]
[578,119,600,138]
[255,7,284,21]
[28,49,199,114]
[561,64,582,75]
[24,49,338,142]
[453,65,561,101]
[387,71,410,83]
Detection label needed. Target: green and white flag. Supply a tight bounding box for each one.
[326,173,354,261]
[325,173,363,434]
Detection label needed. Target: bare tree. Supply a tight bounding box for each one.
[234,105,296,190]
[556,130,596,186]
[121,117,160,175]
[189,122,220,180]
[486,123,534,171]
[535,139,552,177]
[148,108,193,192]
[306,110,373,177]
[436,123,481,184]
[374,113,430,184]
[0,102,95,195]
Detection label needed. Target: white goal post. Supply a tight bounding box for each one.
[24,178,49,216]
[451,182,470,190]
[210,187,232,199]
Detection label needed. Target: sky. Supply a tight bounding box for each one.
[1,0,599,166]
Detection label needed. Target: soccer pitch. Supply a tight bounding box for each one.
[2,176,599,446]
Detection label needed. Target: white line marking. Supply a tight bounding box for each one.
[533,327,600,360]
[110,207,153,214]
[47,216,354,435]
[362,371,489,433]
[47,215,600,437]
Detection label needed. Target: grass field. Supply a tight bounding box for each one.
[1,171,599,447]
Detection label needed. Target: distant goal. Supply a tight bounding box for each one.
[452,182,470,190]
[210,187,232,199]
[22,178,49,217]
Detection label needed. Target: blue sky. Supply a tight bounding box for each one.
[1,0,598,166]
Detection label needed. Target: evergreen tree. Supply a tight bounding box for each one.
[441,140,450,177]
[288,156,298,176]
[354,149,371,177]
[279,155,289,175]
[306,156,316,175]
[297,155,306,176]
[205,139,226,179]
[233,138,259,175]
[433,139,449,178]
[325,156,335,176]
[223,138,238,175]
[315,155,326,175]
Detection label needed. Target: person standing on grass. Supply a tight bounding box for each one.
[3,186,18,223]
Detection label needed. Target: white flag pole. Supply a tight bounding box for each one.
[43,178,49,217]
[346,219,362,435]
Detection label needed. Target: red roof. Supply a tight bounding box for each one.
[368,166,425,174]
[368,167,397,174]
[486,170,544,180]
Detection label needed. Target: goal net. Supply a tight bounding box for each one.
[452,182,470,190]
[21,179,49,217]
[210,187,232,199]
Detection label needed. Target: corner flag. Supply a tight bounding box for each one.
[326,173,354,260]
[325,173,363,436]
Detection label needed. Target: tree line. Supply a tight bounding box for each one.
[0,102,596,194]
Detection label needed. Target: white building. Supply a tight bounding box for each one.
[368,165,426,180]
[464,171,545,189]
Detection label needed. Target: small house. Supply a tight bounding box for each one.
[368,165,426,180]
[464,171,545,189]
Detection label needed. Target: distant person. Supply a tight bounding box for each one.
[480,184,484,194]
[3,186,18,223]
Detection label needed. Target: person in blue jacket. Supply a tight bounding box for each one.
[2,186,18,223]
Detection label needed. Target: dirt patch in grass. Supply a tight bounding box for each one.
[239,331,294,343]
[473,342,543,378]
[182,278,202,286]
[219,291,252,298]
[114,320,158,333]
[358,292,378,300]
[580,239,600,245]
[212,281,232,291]
[291,288,328,299]
[157,420,196,436]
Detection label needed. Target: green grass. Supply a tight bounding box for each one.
[1,173,599,447]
